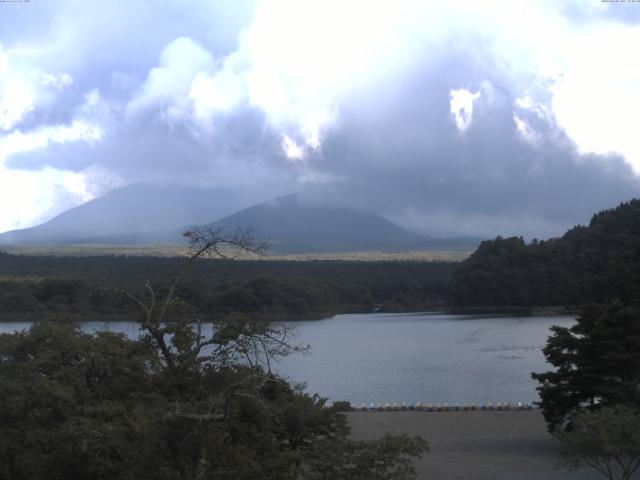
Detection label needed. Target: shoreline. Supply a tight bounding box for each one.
[0,307,578,323]
[443,305,580,316]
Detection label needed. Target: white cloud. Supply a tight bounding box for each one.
[126,37,215,123]
[549,23,640,172]
[513,114,541,145]
[515,95,554,125]
[189,68,245,119]
[0,162,122,233]
[245,2,382,133]
[281,134,305,161]
[0,46,35,131]
[0,120,102,232]
[0,42,105,232]
[0,76,34,131]
[0,121,102,159]
[450,88,481,131]
[0,166,90,232]
[0,103,103,233]
[0,45,76,132]
[40,72,73,89]
[124,1,427,155]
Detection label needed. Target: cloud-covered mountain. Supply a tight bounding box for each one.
[0,183,249,245]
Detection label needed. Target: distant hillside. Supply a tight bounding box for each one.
[0,184,248,245]
[206,194,480,253]
[449,199,640,307]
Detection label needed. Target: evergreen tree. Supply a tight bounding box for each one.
[532,300,640,432]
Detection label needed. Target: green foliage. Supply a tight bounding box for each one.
[0,231,428,480]
[0,322,161,480]
[0,320,427,480]
[450,199,640,306]
[555,407,640,480]
[33,279,88,306]
[330,400,353,412]
[532,301,640,432]
[302,434,428,480]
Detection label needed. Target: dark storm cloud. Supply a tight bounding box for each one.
[306,51,640,238]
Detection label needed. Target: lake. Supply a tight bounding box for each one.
[0,312,574,405]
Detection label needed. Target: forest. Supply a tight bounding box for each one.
[0,252,455,320]
[449,199,640,307]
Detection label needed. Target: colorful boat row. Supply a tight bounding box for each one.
[358,401,535,412]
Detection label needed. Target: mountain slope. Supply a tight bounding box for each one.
[0,184,247,245]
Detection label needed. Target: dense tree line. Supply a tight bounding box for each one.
[449,199,640,307]
[0,253,455,319]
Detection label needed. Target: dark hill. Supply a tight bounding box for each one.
[449,198,640,307]
[207,195,480,253]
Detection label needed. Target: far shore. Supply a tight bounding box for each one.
[348,410,598,480]
[0,307,579,324]
[443,305,580,316]
[0,308,580,324]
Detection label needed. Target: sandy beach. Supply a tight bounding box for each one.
[348,410,602,480]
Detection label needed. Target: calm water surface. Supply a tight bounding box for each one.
[0,313,574,405]
[275,312,574,405]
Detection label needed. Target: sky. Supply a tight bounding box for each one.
[1,0,640,238]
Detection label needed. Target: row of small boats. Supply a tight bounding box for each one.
[359,401,535,412]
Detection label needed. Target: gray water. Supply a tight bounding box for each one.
[0,312,574,405]
[275,312,574,405]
